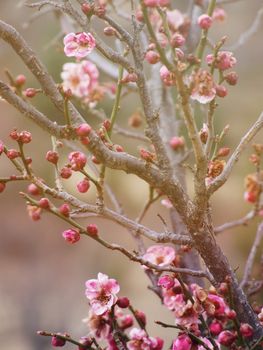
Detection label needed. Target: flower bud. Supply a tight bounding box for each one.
[128,112,142,128]
[170,33,185,48]
[76,123,92,137]
[46,151,59,165]
[217,147,230,157]
[7,149,20,159]
[62,229,80,244]
[59,203,71,217]
[216,84,228,98]
[240,323,253,338]
[209,321,223,335]
[60,167,72,179]
[104,26,116,36]
[87,223,98,236]
[117,297,130,308]
[145,50,160,64]
[15,74,26,86]
[27,183,40,196]
[218,330,237,346]
[51,335,67,347]
[19,130,32,144]
[39,197,50,209]
[225,71,238,85]
[169,136,185,150]
[24,88,37,98]
[198,14,213,29]
[77,178,90,193]
[81,3,93,15]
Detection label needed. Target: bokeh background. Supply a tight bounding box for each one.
[0,0,263,349]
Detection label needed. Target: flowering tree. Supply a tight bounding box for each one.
[1,0,263,349]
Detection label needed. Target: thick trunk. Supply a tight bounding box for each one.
[193,227,263,340]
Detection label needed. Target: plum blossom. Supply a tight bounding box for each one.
[160,66,176,86]
[64,32,96,58]
[83,310,111,339]
[142,245,175,267]
[85,273,120,315]
[61,60,99,99]
[172,334,192,350]
[127,328,163,350]
[206,51,237,71]
[191,69,216,104]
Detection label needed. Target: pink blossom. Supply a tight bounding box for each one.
[218,330,237,346]
[77,178,90,193]
[172,334,192,350]
[191,70,216,104]
[83,310,111,339]
[160,66,176,86]
[0,140,4,155]
[158,275,175,289]
[68,151,87,171]
[206,51,237,71]
[198,14,213,30]
[114,307,133,330]
[85,273,120,315]
[206,293,228,317]
[63,32,96,58]
[61,60,99,99]
[142,245,175,267]
[127,328,163,350]
[62,228,80,243]
[198,338,218,350]
[143,0,170,7]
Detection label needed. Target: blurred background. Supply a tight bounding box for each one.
[0,0,263,349]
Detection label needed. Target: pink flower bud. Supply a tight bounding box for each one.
[134,310,146,326]
[169,136,185,150]
[60,167,72,179]
[76,123,92,137]
[218,330,237,346]
[103,26,116,36]
[140,148,155,162]
[7,149,20,159]
[51,335,67,347]
[122,73,138,83]
[62,229,80,244]
[19,130,32,144]
[225,71,238,85]
[172,334,192,350]
[27,183,40,196]
[226,309,237,319]
[119,315,133,330]
[59,203,71,217]
[39,197,50,209]
[117,297,130,308]
[68,151,87,171]
[15,74,26,86]
[9,129,19,140]
[115,144,124,152]
[217,147,230,157]
[46,151,59,165]
[78,337,93,350]
[81,3,93,15]
[145,50,160,64]
[86,223,98,236]
[240,323,253,338]
[77,178,90,193]
[24,88,37,98]
[0,182,6,193]
[160,66,176,86]
[170,33,185,48]
[212,7,226,22]
[209,321,223,335]
[27,205,41,221]
[244,191,257,204]
[198,14,213,30]
[136,10,144,22]
[215,84,228,98]
[158,275,175,289]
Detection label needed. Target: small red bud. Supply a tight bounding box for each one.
[240,323,254,338]
[217,147,230,157]
[169,136,185,150]
[7,149,20,159]
[19,130,32,144]
[59,203,71,217]
[81,3,93,15]
[86,224,98,236]
[92,155,101,164]
[115,144,124,152]
[27,183,40,196]
[24,88,37,98]
[134,310,146,326]
[77,178,90,193]
[103,119,111,131]
[76,123,92,137]
[216,84,228,98]
[15,74,26,86]
[225,71,238,86]
[60,167,72,179]
[51,334,66,347]
[117,297,130,308]
[9,129,19,140]
[39,197,50,209]
[46,151,59,165]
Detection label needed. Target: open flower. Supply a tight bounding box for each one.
[64,32,96,58]
[85,273,120,315]
[61,60,99,98]
[191,69,216,104]
[142,245,175,267]
[127,328,163,350]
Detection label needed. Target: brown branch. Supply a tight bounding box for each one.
[208,111,263,195]
[214,211,256,234]
[240,221,263,289]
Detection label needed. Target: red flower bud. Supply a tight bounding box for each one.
[86,224,98,236]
